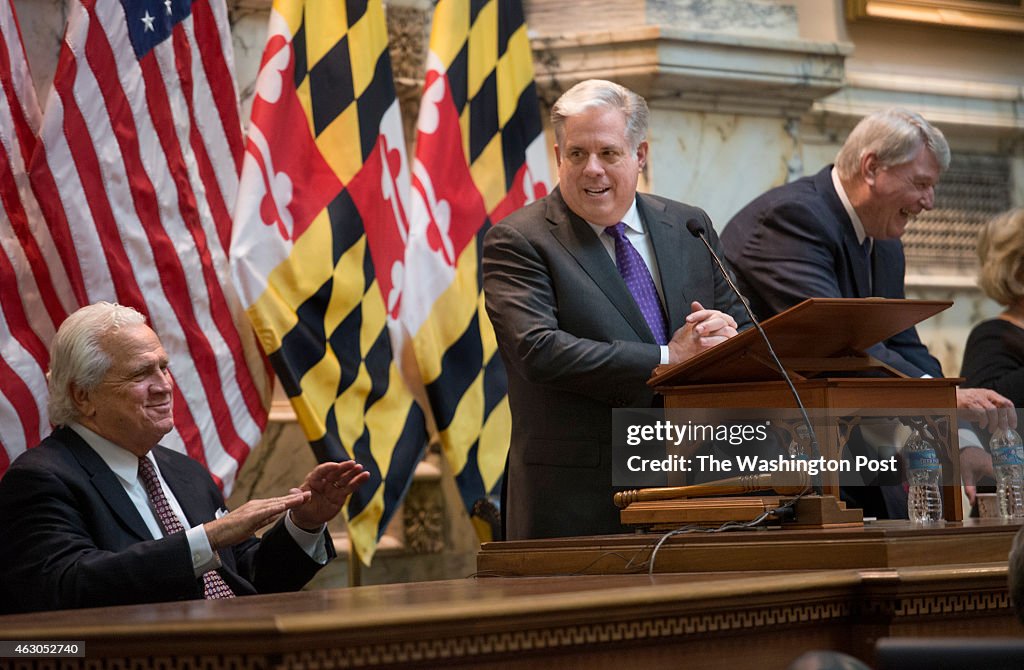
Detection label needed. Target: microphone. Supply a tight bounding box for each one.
[685,218,822,468]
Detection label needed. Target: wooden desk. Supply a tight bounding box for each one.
[1,522,1019,670]
[0,565,1015,670]
[477,519,1022,576]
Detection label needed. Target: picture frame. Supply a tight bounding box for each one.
[846,0,1024,33]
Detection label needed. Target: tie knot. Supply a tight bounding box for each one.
[604,222,628,241]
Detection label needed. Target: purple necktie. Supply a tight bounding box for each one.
[605,222,668,344]
[138,456,235,599]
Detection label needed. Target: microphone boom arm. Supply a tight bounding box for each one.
[686,219,822,463]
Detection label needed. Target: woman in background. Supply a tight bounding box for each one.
[961,208,1024,406]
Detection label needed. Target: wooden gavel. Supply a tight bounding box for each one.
[614,471,811,508]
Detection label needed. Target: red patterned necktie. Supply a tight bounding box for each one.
[605,222,669,344]
[137,456,235,599]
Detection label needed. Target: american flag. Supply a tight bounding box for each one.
[0,0,75,474]
[0,0,270,489]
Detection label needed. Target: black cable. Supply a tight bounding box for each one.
[685,218,821,465]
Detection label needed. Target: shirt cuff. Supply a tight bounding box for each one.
[660,345,670,365]
[958,428,983,451]
[286,511,329,564]
[187,525,221,577]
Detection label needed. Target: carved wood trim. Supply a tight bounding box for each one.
[280,601,853,668]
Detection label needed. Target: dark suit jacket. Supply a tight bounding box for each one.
[482,187,749,540]
[720,165,942,378]
[0,426,333,614]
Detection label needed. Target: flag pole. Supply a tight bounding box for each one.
[348,537,362,587]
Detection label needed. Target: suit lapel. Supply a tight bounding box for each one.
[871,240,900,298]
[818,169,871,297]
[547,187,656,343]
[61,427,153,542]
[843,232,871,297]
[640,194,692,333]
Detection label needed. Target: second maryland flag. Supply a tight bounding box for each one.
[399,0,551,537]
[231,0,426,565]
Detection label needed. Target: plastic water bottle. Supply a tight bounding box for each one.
[990,428,1024,519]
[904,428,943,524]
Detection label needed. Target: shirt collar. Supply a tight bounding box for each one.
[831,165,868,244]
[585,199,641,237]
[69,422,152,486]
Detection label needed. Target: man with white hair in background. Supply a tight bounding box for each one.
[0,302,369,614]
[721,108,1013,518]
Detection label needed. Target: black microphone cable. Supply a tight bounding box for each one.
[639,219,823,575]
[685,218,820,492]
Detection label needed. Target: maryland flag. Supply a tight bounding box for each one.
[398,0,550,539]
[231,0,426,564]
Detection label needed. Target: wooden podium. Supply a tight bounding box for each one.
[645,298,963,521]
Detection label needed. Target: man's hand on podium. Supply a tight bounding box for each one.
[667,301,739,364]
[956,387,1016,431]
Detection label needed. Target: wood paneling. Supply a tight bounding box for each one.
[0,522,1019,669]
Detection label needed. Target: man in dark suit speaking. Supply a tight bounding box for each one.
[720,108,1011,516]
[0,302,369,614]
[482,79,749,540]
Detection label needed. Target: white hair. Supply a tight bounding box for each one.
[47,302,147,425]
[550,79,649,153]
[835,107,950,181]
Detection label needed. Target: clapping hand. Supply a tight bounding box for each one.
[289,460,371,531]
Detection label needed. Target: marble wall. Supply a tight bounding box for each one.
[646,110,801,229]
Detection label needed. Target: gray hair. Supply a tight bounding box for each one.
[47,302,147,425]
[550,79,649,152]
[835,108,950,181]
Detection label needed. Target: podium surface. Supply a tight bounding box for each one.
[649,297,953,385]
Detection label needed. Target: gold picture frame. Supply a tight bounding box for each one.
[846,0,1024,33]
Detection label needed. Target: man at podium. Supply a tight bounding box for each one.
[483,80,749,540]
[720,108,1012,517]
